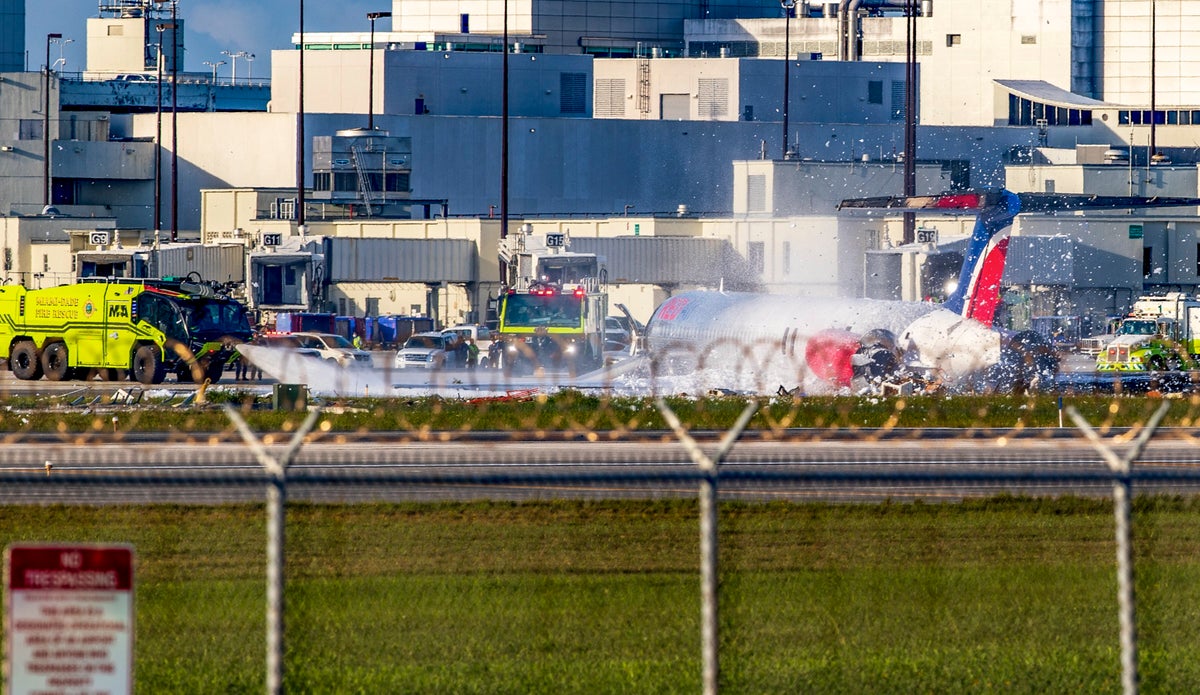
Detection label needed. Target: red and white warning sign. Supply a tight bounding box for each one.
[5,544,134,695]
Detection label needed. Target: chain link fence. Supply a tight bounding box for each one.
[3,384,1200,693]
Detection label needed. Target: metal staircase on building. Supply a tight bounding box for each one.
[638,58,651,117]
[350,145,374,216]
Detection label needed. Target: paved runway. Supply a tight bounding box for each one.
[1,435,1198,505]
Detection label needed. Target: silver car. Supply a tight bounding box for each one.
[289,332,373,368]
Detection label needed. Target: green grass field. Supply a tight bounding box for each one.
[5,498,1200,693]
[2,392,1199,435]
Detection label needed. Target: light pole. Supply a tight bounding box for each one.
[152,0,178,240]
[203,60,225,82]
[169,2,178,241]
[366,11,392,130]
[154,23,175,239]
[244,53,256,80]
[902,0,918,245]
[780,0,795,160]
[43,33,62,208]
[222,50,251,83]
[500,0,509,286]
[297,0,306,234]
[52,37,73,72]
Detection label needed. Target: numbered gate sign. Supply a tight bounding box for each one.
[5,544,134,695]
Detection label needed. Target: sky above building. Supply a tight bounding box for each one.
[26,0,385,78]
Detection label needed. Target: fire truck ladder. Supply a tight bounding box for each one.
[351,144,375,217]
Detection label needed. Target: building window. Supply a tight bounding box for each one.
[18,120,42,140]
[946,34,961,47]
[385,172,410,192]
[868,80,883,104]
[42,255,49,273]
[1044,179,1055,193]
[460,14,469,34]
[748,242,765,276]
[313,173,331,191]
[1196,243,1200,276]
[1144,247,1153,278]
[560,73,586,114]
[781,241,791,276]
[1021,35,1037,45]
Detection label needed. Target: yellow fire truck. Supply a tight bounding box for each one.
[0,279,253,384]
[494,228,607,376]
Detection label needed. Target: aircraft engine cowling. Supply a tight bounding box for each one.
[851,329,901,379]
[986,330,1059,394]
[804,329,860,386]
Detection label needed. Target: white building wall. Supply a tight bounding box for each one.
[1098,0,1200,107]
[686,1,1080,126]
[1005,163,1199,198]
[270,50,593,118]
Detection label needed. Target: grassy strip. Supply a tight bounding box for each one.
[1,392,1200,433]
[3,498,1200,692]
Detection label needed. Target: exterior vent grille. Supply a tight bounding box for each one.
[595,78,626,117]
[560,73,587,114]
[697,78,729,119]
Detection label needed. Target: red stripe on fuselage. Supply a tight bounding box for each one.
[933,193,983,209]
[965,237,1009,326]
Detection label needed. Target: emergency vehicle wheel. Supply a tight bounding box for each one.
[10,341,42,380]
[175,364,197,383]
[205,358,224,384]
[40,343,70,381]
[132,345,167,385]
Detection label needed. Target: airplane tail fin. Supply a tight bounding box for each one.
[839,190,1021,328]
[839,189,1200,329]
[940,191,1021,327]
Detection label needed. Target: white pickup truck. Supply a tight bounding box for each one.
[443,324,497,366]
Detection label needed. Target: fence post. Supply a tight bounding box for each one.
[1067,402,1169,695]
[657,398,759,695]
[225,405,322,695]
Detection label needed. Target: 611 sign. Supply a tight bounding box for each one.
[262,233,282,246]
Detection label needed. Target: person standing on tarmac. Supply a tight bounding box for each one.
[466,338,479,369]
[234,351,247,381]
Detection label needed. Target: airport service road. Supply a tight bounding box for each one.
[1,438,1199,505]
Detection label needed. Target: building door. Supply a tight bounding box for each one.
[262,266,283,304]
[660,94,689,120]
